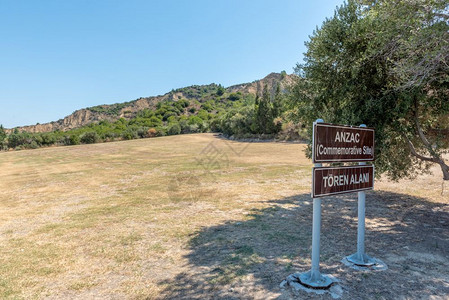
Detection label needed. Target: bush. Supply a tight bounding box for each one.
[122,129,138,140]
[228,93,241,101]
[167,123,181,135]
[147,128,157,137]
[40,133,57,146]
[7,132,33,148]
[216,85,225,96]
[137,127,149,138]
[80,132,100,144]
[102,131,118,141]
[62,135,80,146]
[188,124,200,133]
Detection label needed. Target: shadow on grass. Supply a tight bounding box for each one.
[158,191,449,299]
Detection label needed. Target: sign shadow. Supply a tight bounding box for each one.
[156,191,449,299]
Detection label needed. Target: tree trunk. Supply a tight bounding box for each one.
[403,131,449,181]
[441,163,449,181]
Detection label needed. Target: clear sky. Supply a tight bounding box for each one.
[0,0,343,128]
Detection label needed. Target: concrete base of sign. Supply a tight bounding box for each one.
[281,272,342,298]
[342,256,388,271]
[297,270,333,289]
[346,252,376,267]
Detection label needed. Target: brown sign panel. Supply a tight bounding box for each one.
[312,165,374,198]
[313,123,375,163]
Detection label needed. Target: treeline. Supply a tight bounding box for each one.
[218,85,285,137]
[0,84,306,151]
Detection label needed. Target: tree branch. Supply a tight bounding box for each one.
[402,132,438,163]
[414,109,443,161]
[415,114,432,148]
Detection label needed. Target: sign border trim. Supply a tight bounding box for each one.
[312,123,375,163]
[312,165,375,198]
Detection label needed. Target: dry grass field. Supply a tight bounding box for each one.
[0,133,448,299]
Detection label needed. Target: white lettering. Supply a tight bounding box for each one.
[335,131,361,144]
[363,173,369,183]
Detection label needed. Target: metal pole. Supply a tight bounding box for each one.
[311,196,322,280]
[311,119,324,280]
[357,125,367,263]
[357,165,366,262]
[346,124,375,267]
[299,119,332,288]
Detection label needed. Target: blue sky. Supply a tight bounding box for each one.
[0,0,343,128]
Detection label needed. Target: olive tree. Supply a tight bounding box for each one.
[292,0,449,180]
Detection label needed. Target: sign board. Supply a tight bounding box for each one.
[312,165,374,198]
[313,123,375,163]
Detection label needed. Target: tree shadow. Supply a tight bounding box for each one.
[157,191,449,299]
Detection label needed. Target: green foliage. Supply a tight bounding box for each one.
[167,123,181,135]
[8,132,31,149]
[0,125,6,143]
[228,93,241,101]
[87,101,133,116]
[252,85,282,135]
[201,100,214,112]
[219,107,256,136]
[176,99,190,108]
[80,132,101,144]
[280,70,287,79]
[62,135,80,146]
[3,73,291,150]
[216,84,225,96]
[121,129,139,140]
[292,0,449,180]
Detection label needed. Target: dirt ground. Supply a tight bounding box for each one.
[0,133,447,299]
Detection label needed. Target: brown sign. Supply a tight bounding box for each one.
[312,165,374,198]
[313,123,375,163]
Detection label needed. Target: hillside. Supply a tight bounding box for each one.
[7,72,295,134]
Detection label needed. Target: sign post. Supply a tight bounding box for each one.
[298,119,333,289]
[345,124,377,266]
[297,120,379,290]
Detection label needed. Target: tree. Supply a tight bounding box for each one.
[254,85,275,134]
[80,132,100,144]
[272,84,283,133]
[0,125,6,143]
[7,131,33,149]
[292,0,449,180]
[216,84,225,96]
[167,123,181,135]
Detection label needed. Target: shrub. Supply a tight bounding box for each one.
[41,133,57,146]
[188,124,200,133]
[62,135,80,146]
[7,132,33,148]
[228,93,241,101]
[122,129,138,140]
[137,127,149,138]
[168,123,181,135]
[147,128,157,138]
[216,85,225,96]
[80,132,100,144]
